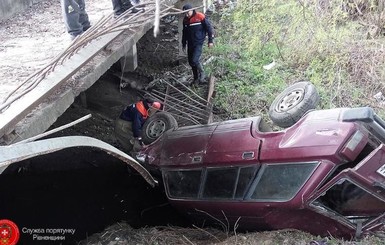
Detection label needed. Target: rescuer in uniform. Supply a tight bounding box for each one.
[182,3,214,84]
[118,98,161,148]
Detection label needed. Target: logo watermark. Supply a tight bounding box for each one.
[0,219,20,245]
[22,227,76,242]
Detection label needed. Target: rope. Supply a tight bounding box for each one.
[154,0,160,37]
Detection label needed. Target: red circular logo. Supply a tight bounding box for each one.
[0,220,19,245]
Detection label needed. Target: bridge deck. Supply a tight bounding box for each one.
[0,0,179,145]
[0,0,111,102]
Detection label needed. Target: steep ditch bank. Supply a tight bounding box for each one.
[0,18,187,244]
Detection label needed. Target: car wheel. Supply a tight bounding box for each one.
[142,112,178,145]
[268,81,320,128]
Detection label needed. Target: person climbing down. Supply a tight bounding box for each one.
[182,3,214,84]
[117,98,161,150]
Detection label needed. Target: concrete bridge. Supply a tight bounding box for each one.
[0,0,211,145]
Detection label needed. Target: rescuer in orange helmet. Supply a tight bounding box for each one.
[119,98,161,146]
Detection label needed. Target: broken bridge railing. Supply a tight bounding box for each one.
[145,73,215,126]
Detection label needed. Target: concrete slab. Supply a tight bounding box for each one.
[0,0,111,103]
[0,0,180,145]
[0,31,124,138]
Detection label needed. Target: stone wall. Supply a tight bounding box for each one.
[0,0,42,21]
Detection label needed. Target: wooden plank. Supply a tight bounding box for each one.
[206,75,216,124]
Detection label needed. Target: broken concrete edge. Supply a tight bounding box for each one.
[0,135,158,187]
[0,21,153,146]
[0,31,122,139]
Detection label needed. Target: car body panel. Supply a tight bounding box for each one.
[138,107,385,237]
[154,117,261,167]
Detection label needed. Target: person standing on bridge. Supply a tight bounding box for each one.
[182,3,214,84]
[112,0,141,17]
[61,0,91,40]
[61,0,141,40]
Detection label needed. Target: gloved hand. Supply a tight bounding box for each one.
[136,137,144,146]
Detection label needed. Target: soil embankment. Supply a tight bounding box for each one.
[0,16,186,244]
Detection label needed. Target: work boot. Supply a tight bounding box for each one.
[192,66,199,84]
[197,63,206,83]
[131,7,144,13]
[113,0,142,17]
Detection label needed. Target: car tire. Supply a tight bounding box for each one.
[268,81,320,128]
[142,112,178,145]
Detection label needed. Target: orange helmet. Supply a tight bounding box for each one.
[152,102,161,110]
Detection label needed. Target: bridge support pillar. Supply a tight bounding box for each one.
[119,43,137,72]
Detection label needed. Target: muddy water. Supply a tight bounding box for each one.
[0,148,187,244]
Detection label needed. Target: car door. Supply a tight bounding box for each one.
[308,144,385,237]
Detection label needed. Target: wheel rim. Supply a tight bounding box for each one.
[146,119,166,139]
[275,88,305,112]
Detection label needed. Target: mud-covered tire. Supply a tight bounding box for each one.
[268,81,320,128]
[142,112,178,145]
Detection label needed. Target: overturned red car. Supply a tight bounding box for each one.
[138,105,385,238]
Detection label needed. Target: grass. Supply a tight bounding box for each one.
[81,222,385,244]
[190,1,385,243]
[204,0,385,119]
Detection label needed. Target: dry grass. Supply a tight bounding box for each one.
[79,223,385,245]
[79,223,228,245]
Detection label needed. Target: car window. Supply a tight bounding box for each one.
[164,170,202,198]
[202,166,257,199]
[202,168,238,199]
[165,166,258,200]
[235,167,257,199]
[250,163,317,201]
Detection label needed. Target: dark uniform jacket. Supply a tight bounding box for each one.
[119,101,149,138]
[182,11,214,48]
